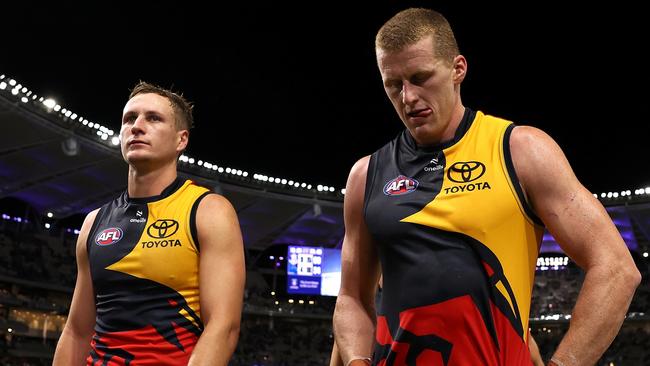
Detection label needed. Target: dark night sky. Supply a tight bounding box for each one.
[2,2,647,193]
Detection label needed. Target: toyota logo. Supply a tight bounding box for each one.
[147,219,179,239]
[447,161,486,183]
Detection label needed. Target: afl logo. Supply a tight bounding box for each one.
[447,161,486,183]
[383,175,419,196]
[96,228,123,246]
[147,219,179,239]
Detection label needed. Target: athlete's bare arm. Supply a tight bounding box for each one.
[511,126,641,366]
[188,194,245,366]
[53,209,99,365]
[333,156,381,366]
[528,333,544,366]
[329,340,344,366]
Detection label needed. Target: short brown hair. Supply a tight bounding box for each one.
[128,81,194,130]
[375,8,459,63]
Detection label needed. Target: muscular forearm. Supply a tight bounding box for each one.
[188,321,240,366]
[52,328,93,365]
[333,294,376,365]
[552,264,640,365]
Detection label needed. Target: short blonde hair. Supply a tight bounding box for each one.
[376,8,459,63]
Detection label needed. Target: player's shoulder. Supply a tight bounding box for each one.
[510,125,567,164]
[349,155,371,178]
[196,193,236,216]
[81,208,101,230]
[510,125,554,144]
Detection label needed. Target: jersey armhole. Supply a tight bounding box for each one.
[362,155,378,219]
[502,124,544,227]
[86,207,105,255]
[190,191,213,253]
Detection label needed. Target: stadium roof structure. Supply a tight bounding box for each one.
[1,75,648,255]
[0,80,344,251]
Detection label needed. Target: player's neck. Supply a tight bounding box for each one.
[127,162,178,198]
[439,102,466,143]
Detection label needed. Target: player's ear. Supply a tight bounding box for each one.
[176,130,188,153]
[452,55,467,84]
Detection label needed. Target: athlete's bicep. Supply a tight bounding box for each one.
[67,209,99,336]
[339,156,380,303]
[510,126,627,269]
[195,194,245,326]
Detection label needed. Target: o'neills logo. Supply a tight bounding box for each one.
[95,228,123,246]
[383,175,419,196]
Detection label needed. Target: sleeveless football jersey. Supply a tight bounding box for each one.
[86,178,211,365]
[365,109,543,365]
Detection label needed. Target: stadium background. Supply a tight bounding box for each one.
[1,3,649,365]
[0,74,648,365]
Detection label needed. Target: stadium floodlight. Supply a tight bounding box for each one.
[111,137,120,146]
[61,136,79,156]
[0,82,6,90]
